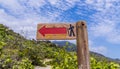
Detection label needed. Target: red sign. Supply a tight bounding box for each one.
[36,23,76,40]
[39,26,67,36]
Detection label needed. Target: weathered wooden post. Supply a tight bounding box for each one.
[76,21,90,69]
[36,21,90,69]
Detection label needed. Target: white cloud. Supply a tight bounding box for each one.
[85,0,118,11]
[85,0,105,11]
[48,0,59,5]
[27,0,46,8]
[89,40,107,54]
[0,0,120,45]
[0,0,83,39]
[0,0,25,15]
[89,0,120,44]
[0,0,63,39]
[0,9,18,25]
[48,0,79,11]
[90,20,116,36]
[90,46,107,54]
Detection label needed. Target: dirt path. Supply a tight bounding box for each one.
[35,66,51,69]
[35,59,52,69]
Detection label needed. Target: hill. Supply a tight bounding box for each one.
[52,41,120,64]
[0,24,120,69]
[52,41,76,51]
[0,24,59,68]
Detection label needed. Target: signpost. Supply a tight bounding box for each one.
[37,24,76,40]
[76,21,90,69]
[36,21,90,69]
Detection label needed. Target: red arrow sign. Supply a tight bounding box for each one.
[39,26,67,36]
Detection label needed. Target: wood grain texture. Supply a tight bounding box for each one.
[76,21,90,69]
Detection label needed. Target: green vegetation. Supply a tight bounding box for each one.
[50,46,120,69]
[0,24,120,69]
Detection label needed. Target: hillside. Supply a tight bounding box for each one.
[52,41,76,51]
[52,41,120,64]
[0,24,59,68]
[0,24,120,69]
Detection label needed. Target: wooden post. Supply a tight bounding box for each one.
[76,21,90,69]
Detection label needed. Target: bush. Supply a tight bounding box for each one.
[12,57,34,69]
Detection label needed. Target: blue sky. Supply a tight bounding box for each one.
[0,0,120,59]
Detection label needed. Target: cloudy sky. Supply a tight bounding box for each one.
[0,0,120,59]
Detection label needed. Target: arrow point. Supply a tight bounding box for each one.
[39,26,46,36]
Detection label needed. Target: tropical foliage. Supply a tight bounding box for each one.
[0,24,120,69]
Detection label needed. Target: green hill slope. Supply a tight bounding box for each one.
[0,24,120,69]
[0,24,58,68]
[52,41,120,64]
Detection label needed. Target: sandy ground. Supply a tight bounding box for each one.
[35,66,51,69]
[35,59,52,69]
